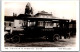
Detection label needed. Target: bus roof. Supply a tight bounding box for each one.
[15,16,69,21]
[5,15,69,21]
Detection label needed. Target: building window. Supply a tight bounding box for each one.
[4,22,6,26]
[9,23,11,26]
[19,20,22,24]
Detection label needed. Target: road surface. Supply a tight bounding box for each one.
[4,36,76,47]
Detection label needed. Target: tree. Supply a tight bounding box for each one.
[25,2,33,15]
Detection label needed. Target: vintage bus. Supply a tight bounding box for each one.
[4,14,76,43]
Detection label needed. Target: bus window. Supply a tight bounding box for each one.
[57,23,60,27]
[45,21,53,28]
[28,21,36,27]
[22,21,27,26]
[53,23,59,27]
[38,21,44,27]
[53,23,56,27]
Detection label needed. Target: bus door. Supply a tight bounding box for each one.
[59,20,65,39]
[64,20,69,38]
[59,20,69,39]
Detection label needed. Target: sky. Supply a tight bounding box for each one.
[4,1,79,20]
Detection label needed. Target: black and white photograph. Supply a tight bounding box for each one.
[1,0,79,51]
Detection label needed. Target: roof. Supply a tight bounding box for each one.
[5,16,69,21]
[5,14,69,21]
[34,11,52,17]
[5,16,15,21]
[5,14,31,21]
[69,20,76,24]
[34,11,62,20]
[15,16,69,21]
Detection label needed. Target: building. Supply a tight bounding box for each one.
[34,11,59,28]
[4,16,15,31]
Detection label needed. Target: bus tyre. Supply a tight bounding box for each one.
[4,36,10,42]
[4,34,11,42]
[53,34,60,42]
[11,35,20,43]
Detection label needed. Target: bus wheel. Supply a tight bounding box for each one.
[11,35,20,43]
[4,34,11,42]
[4,36,10,42]
[53,34,60,42]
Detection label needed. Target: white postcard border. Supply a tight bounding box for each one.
[1,0,79,51]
